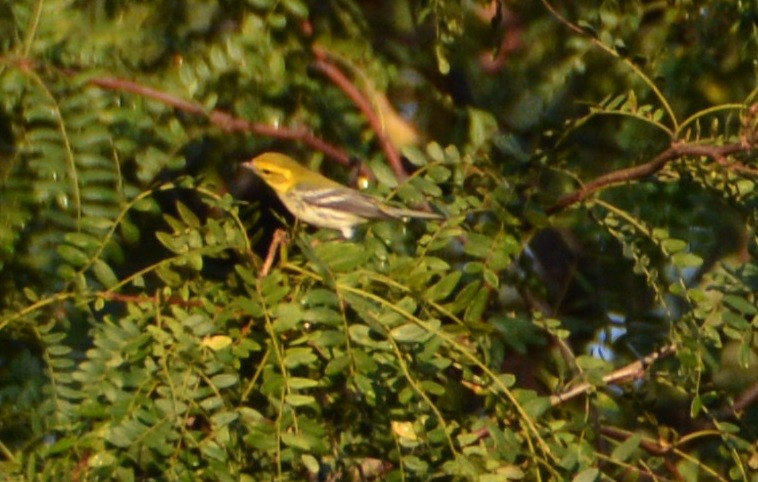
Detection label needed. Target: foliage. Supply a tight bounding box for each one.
[0,0,756,480]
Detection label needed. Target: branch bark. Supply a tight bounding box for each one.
[547,140,754,215]
[312,46,407,181]
[550,344,677,406]
[88,76,355,168]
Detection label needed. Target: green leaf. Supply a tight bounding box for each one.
[155,264,182,287]
[302,288,339,307]
[176,201,200,228]
[288,377,319,389]
[671,252,703,269]
[403,454,429,474]
[369,158,399,188]
[457,432,481,447]
[57,244,90,267]
[210,373,239,389]
[463,286,489,323]
[482,267,499,289]
[325,355,351,375]
[661,238,687,254]
[282,0,308,18]
[88,451,117,469]
[281,432,313,449]
[390,321,437,343]
[611,433,641,462]
[283,347,318,368]
[419,380,445,395]
[425,271,461,301]
[426,142,445,163]
[285,394,316,407]
[273,303,302,332]
[155,398,188,416]
[92,259,119,288]
[572,468,599,482]
[23,287,38,302]
[463,233,493,258]
[313,242,369,271]
[468,108,498,150]
[717,422,740,434]
[576,355,610,371]
[303,307,342,326]
[65,232,101,251]
[494,373,516,390]
[200,396,224,411]
[447,280,481,315]
[348,324,390,349]
[200,440,227,462]
[210,411,239,427]
[106,426,134,448]
[435,44,450,74]
[155,231,184,254]
[723,295,756,315]
[302,454,320,473]
[402,146,428,166]
[522,396,551,419]
[47,345,72,356]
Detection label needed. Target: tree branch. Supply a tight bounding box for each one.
[713,380,758,421]
[259,229,288,278]
[600,426,672,456]
[312,46,407,181]
[550,344,677,406]
[88,76,354,168]
[731,381,758,413]
[547,140,754,215]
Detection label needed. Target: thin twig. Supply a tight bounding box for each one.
[547,141,754,214]
[600,425,728,482]
[600,426,672,456]
[260,229,288,278]
[550,344,677,406]
[312,46,407,181]
[713,153,758,176]
[714,381,758,420]
[732,381,758,413]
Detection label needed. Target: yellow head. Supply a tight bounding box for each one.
[247,152,310,194]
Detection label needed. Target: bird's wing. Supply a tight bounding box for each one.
[298,184,396,220]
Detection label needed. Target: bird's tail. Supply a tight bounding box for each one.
[381,206,444,221]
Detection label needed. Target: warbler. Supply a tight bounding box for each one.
[246,152,442,238]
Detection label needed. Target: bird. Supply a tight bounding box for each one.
[245,152,442,238]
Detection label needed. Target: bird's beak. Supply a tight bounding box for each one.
[243,159,260,176]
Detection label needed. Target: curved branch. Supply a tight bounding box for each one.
[547,141,754,215]
[715,381,758,420]
[550,344,677,406]
[312,47,407,181]
[88,76,354,168]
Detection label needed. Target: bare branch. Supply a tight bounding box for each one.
[713,381,758,421]
[260,229,288,278]
[550,344,677,406]
[87,76,354,168]
[548,141,754,215]
[600,426,672,456]
[312,46,407,181]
